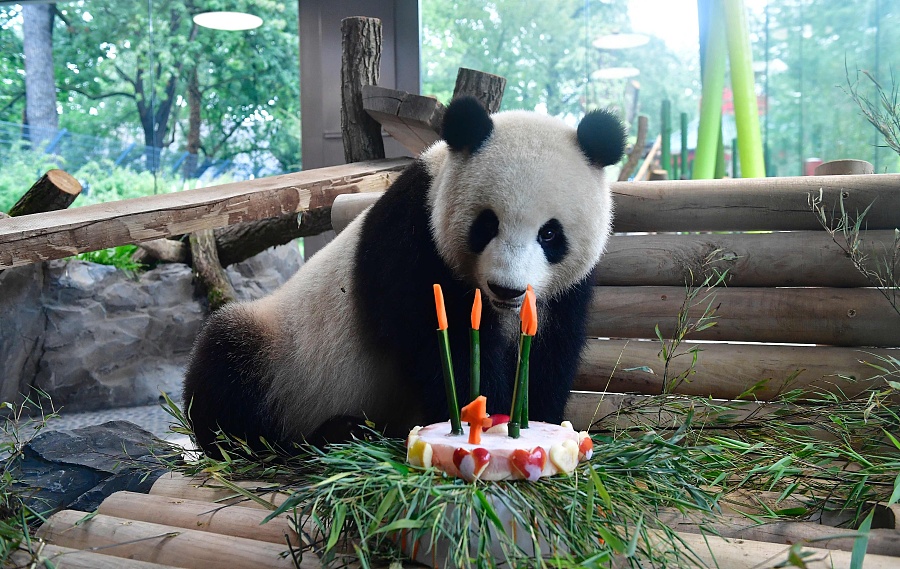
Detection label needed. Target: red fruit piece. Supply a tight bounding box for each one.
[578,436,594,461]
[453,447,491,481]
[510,447,547,481]
[488,414,510,429]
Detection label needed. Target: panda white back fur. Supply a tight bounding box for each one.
[183,97,625,455]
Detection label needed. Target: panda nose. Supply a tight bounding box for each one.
[487,282,526,301]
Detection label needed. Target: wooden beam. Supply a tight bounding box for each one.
[575,338,896,400]
[330,173,900,233]
[363,85,444,155]
[588,286,900,347]
[612,173,900,232]
[0,158,409,269]
[594,230,895,287]
[9,543,181,569]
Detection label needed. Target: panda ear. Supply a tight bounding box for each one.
[442,96,494,155]
[577,109,627,168]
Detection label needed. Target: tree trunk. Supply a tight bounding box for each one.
[184,66,202,178]
[340,17,385,163]
[22,3,57,147]
[453,68,506,112]
[189,229,236,311]
[8,170,82,217]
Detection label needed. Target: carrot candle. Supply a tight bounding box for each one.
[460,395,490,445]
[433,284,463,435]
[509,285,537,438]
[469,289,482,403]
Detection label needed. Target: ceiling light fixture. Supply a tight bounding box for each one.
[592,33,649,50]
[591,67,641,80]
[193,11,263,31]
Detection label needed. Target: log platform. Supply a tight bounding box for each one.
[26,471,900,568]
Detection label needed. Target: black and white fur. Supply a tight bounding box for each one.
[183,97,626,455]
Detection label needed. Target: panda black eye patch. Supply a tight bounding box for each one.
[469,209,500,253]
[538,219,568,264]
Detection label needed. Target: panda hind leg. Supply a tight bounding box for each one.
[182,305,282,458]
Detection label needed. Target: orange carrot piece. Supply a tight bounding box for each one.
[471,289,482,330]
[433,284,448,330]
[460,395,490,445]
[521,285,538,336]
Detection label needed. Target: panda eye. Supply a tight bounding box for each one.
[537,219,568,264]
[469,209,500,254]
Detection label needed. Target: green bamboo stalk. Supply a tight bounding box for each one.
[437,329,462,435]
[693,0,727,179]
[732,137,739,177]
[715,127,727,179]
[661,99,672,179]
[680,112,689,180]
[723,0,766,177]
[508,334,532,438]
[469,329,480,402]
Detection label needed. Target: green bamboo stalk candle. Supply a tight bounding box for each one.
[723,0,766,178]
[469,289,482,403]
[693,0,727,179]
[509,286,537,439]
[433,284,462,435]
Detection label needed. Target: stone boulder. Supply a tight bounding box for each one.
[0,243,302,413]
[15,420,171,514]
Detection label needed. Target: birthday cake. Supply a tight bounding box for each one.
[415,284,593,481]
[407,419,593,481]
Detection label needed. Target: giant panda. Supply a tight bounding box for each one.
[183,97,626,456]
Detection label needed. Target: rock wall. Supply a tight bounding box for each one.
[0,243,302,412]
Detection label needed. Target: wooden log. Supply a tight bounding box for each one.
[595,230,893,288]
[452,67,506,112]
[633,134,661,181]
[563,391,787,432]
[9,543,182,568]
[99,491,299,547]
[0,158,409,269]
[649,168,669,181]
[671,530,900,569]
[363,85,445,155]
[612,172,900,232]
[658,511,900,556]
[189,228,236,310]
[332,193,378,234]
[815,159,874,176]
[132,237,189,265]
[587,286,900,347]
[341,16,385,163]
[8,169,82,217]
[618,115,648,181]
[149,472,290,510]
[575,338,896,401]
[37,510,303,569]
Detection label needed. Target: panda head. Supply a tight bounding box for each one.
[424,96,625,312]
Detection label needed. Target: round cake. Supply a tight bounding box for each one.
[407,420,593,481]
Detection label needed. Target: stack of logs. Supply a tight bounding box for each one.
[21,472,900,568]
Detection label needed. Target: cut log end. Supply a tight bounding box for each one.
[8,169,83,217]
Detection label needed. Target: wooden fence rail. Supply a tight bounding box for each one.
[0,159,408,269]
[3,168,898,269]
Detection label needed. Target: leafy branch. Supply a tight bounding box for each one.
[809,189,900,317]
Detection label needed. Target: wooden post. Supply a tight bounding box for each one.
[660,99,672,179]
[815,159,874,176]
[618,115,649,181]
[453,68,506,112]
[341,16,385,163]
[8,169,82,216]
[190,228,236,311]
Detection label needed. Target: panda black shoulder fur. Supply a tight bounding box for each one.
[183,97,626,455]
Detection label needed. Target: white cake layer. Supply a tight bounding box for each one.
[412,420,580,481]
